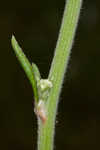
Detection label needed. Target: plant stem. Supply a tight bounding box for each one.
[37,0,82,150]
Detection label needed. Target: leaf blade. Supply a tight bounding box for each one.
[11,35,38,102]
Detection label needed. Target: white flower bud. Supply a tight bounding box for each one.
[39,79,53,91]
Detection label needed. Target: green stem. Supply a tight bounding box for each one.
[37,0,82,150]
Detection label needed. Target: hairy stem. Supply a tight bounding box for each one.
[37,0,82,150]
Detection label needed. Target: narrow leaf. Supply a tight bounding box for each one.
[32,63,41,81]
[11,35,38,102]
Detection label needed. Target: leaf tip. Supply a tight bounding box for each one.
[11,35,17,47]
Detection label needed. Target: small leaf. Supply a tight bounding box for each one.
[11,35,38,102]
[32,63,41,81]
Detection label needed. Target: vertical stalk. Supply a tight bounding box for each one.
[37,0,82,150]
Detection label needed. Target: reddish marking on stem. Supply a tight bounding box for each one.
[34,100,47,124]
[37,108,47,124]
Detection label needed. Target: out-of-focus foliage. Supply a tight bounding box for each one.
[0,0,100,150]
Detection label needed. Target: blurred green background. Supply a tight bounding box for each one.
[0,0,100,149]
